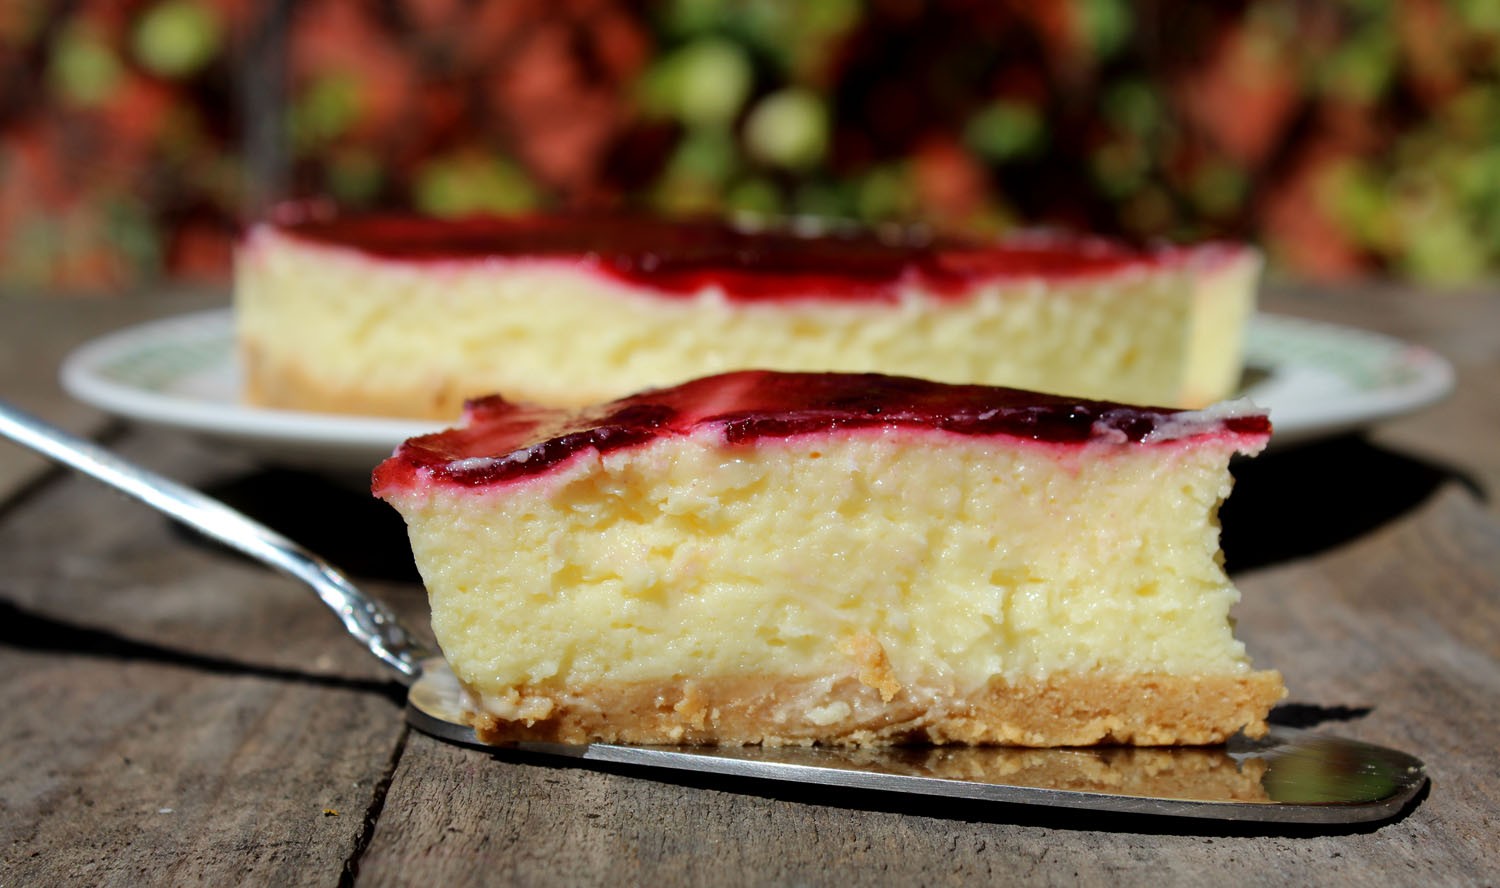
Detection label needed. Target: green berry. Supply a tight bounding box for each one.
[744,88,828,170]
[49,25,122,105]
[134,0,222,78]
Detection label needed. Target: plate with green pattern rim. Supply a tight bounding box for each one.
[1239,313,1453,446]
[59,308,1454,473]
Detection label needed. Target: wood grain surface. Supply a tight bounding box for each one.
[1,284,1496,886]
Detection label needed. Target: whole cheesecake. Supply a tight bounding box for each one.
[238,209,1259,419]
[374,370,1284,747]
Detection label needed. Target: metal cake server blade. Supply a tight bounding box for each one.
[406,657,1425,823]
[0,399,1427,824]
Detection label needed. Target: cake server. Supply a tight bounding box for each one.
[0,399,1427,824]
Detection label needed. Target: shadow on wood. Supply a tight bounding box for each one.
[1222,434,1482,574]
[0,596,408,705]
[1267,702,1374,730]
[187,469,422,583]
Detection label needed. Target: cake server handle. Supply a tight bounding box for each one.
[0,399,431,682]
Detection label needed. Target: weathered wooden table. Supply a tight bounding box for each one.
[2,283,1497,885]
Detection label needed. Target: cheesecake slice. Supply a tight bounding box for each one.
[238,209,1259,419]
[374,371,1284,747]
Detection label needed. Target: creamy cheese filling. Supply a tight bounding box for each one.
[237,232,1258,414]
[384,428,1257,708]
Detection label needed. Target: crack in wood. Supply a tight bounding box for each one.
[340,723,410,886]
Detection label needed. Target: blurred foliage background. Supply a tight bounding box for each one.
[3,0,1499,291]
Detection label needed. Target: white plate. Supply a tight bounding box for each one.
[61,309,437,475]
[60,308,1455,474]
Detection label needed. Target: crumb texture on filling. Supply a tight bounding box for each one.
[384,429,1282,745]
[237,232,1257,417]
